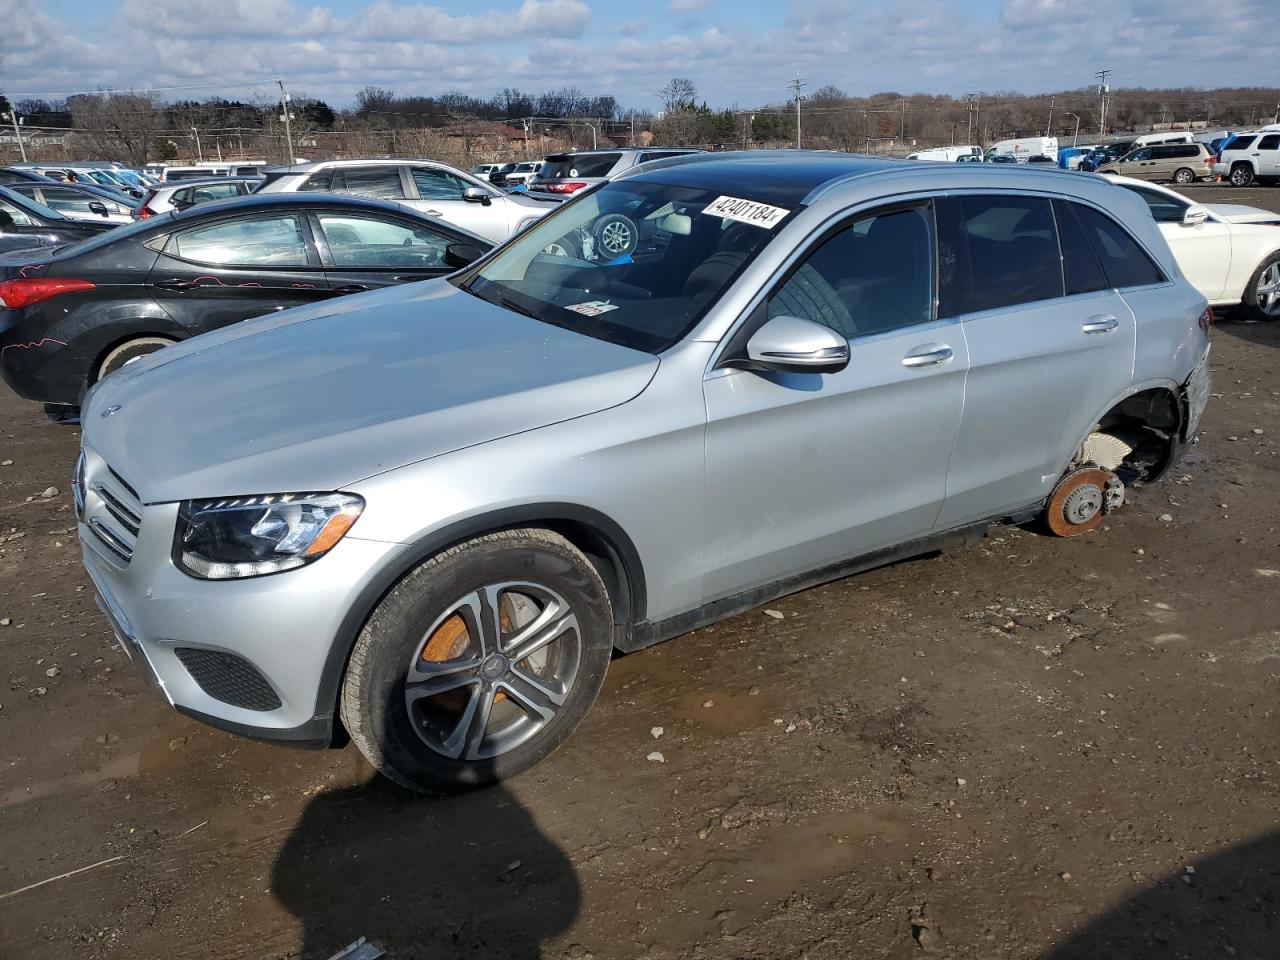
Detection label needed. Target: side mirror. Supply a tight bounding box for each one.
[738,315,850,375]
[88,201,109,217]
[1183,205,1210,227]
[462,186,491,206]
[444,242,487,268]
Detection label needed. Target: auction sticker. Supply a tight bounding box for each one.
[566,300,619,317]
[702,195,790,229]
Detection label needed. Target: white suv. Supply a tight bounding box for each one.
[1213,130,1280,187]
[257,159,556,242]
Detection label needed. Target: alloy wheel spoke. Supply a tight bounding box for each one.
[406,657,480,696]
[505,603,577,662]
[500,667,565,721]
[440,684,497,760]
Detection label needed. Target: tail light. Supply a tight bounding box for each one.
[137,189,158,218]
[544,181,588,195]
[0,278,97,309]
[1199,306,1214,334]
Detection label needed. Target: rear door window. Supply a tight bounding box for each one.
[938,195,1064,316]
[1052,200,1109,295]
[1059,202,1165,289]
[332,166,406,199]
[172,214,310,266]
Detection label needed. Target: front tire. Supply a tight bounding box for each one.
[1173,167,1195,185]
[1243,253,1280,322]
[1229,164,1255,188]
[340,529,614,791]
[95,336,176,382]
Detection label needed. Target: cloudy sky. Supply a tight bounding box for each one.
[0,0,1274,110]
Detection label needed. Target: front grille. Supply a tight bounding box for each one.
[174,648,283,712]
[82,459,143,566]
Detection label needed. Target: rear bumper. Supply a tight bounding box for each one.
[0,310,87,405]
[1183,345,1212,441]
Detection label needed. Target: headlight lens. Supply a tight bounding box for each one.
[176,492,363,580]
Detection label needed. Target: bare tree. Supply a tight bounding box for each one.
[67,92,163,166]
[657,78,698,114]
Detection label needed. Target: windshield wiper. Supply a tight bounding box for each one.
[497,295,541,321]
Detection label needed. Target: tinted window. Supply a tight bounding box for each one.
[1118,184,1187,224]
[189,182,244,204]
[1259,135,1280,151]
[1062,203,1164,289]
[639,151,691,164]
[410,167,470,200]
[333,166,405,199]
[317,213,452,268]
[1226,135,1257,152]
[1053,200,1108,295]
[298,170,333,192]
[1128,148,1152,161]
[173,215,309,266]
[939,195,1063,316]
[0,197,35,226]
[538,153,622,180]
[767,205,935,340]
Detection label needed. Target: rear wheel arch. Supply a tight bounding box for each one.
[313,503,648,743]
[1065,384,1184,484]
[93,333,180,383]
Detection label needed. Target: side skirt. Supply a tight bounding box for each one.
[620,516,1022,654]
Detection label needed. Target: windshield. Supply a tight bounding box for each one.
[456,181,791,353]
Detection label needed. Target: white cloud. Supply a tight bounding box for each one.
[355,0,590,42]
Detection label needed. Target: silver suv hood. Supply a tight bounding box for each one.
[83,280,658,503]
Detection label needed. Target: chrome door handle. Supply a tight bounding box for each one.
[902,345,954,368]
[425,209,444,217]
[1082,315,1119,334]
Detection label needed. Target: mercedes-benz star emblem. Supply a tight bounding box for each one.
[100,404,122,418]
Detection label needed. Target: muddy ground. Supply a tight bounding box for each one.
[1,184,1278,960]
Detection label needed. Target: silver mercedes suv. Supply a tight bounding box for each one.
[76,152,1211,791]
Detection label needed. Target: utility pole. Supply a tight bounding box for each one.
[190,125,202,162]
[3,111,27,163]
[1095,69,1112,139]
[963,93,981,147]
[1046,95,1055,136]
[900,98,906,141]
[788,71,806,150]
[277,78,296,165]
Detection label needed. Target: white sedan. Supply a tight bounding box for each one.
[1110,176,1280,320]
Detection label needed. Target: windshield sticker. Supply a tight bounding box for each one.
[565,300,619,317]
[701,195,790,229]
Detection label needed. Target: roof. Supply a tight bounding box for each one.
[264,158,461,174]
[621,151,908,207]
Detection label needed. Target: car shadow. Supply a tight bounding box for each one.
[272,774,580,959]
[1212,310,1280,349]
[1042,830,1280,959]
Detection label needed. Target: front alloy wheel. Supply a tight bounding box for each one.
[1246,255,1280,321]
[406,582,581,762]
[341,528,613,790]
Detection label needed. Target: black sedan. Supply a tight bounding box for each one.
[0,193,490,411]
[0,167,57,184]
[0,185,118,254]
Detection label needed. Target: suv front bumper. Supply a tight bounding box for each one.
[78,481,400,746]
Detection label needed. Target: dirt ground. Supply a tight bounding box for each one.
[1,184,1278,960]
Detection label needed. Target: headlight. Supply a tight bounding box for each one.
[175,492,363,580]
